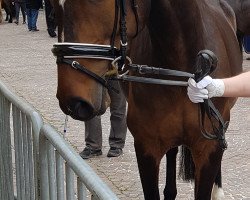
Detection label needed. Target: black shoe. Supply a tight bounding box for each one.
[48,29,57,38]
[80,147,102,159]
[14,21,18,25]
[107,147,123,157]
[32,28,39,32]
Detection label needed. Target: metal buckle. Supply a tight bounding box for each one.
[71,61,79,69]
[138,65,147,74]
[111,56,132,71]
[120,40,128,47]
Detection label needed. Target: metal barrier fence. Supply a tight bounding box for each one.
[40,125,119,200]
[0,80,119,200]
[0,80,42,200]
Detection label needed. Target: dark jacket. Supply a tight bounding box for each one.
[26,0,43,10]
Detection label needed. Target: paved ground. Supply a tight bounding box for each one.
[1,10,250,200]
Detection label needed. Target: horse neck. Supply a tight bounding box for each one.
[146,0,206,71]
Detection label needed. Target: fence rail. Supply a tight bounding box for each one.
[0,79,118,200]
[40,125,119,200]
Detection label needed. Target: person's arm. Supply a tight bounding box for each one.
[222,71,250,97]
[187,71,250,103]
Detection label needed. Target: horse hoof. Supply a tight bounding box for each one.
[212,185,225,200]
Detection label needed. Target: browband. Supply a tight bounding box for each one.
[52,43,120,61]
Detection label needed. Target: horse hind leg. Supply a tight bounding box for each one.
[164,147,178,200]
[211,167,225,200]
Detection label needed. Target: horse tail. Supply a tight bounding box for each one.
[178,146,195,181]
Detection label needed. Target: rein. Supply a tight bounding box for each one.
[52,0,228,150]
[194,51,228,150]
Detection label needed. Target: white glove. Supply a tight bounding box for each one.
[187,76,225,103]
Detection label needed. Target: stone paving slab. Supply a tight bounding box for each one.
[0,10,250,199]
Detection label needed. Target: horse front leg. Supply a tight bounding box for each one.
[164,147,178,200]
[134,141,161,200]
[192,144,224,200]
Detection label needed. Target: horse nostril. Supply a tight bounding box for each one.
[69,98,95,121]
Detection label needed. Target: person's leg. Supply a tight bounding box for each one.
[44,0,56,37]
[20,3,26,23]
[80,116,103,159]
[26,8,32,30]
[0,1,2,23]
[31,9,39,31]
[85,116,103,149]
[107,81,127,157]
[14,2,20,24]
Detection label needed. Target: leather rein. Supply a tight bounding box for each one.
[52,0,228,150]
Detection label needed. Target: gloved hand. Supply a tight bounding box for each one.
[187,76,225,103]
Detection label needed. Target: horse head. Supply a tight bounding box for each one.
[52,0,150,121]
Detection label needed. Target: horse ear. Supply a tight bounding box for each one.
[194,50,218,82]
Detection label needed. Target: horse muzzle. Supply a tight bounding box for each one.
[58,97,95,121]
[58,90,110,121]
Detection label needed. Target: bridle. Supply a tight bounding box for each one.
[52,0,228,150]
[52,0,194,89]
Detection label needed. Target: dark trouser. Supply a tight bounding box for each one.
[44,0,56,31]
[15,2,26,23]
[26,8,38,30]
[85,81,127,150]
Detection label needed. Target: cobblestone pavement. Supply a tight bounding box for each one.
[1,10,250,200]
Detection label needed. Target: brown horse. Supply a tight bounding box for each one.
[52,0,242,199]
[225,0,250,35]
[225,0,250,50]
